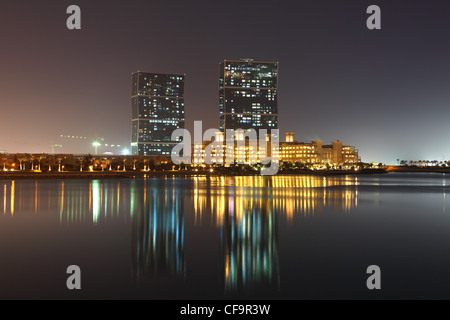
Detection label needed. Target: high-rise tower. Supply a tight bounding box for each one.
[219,59,278,134]
[131,72,185,156]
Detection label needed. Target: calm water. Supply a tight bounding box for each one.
[1,173,450,299]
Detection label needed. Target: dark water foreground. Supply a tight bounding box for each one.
[0,173,450,299]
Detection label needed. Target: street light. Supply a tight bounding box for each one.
[93,141,101,155]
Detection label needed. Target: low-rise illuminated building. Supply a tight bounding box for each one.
[192,131,278,166]
[280,133,360,165]
[191,132,358,167]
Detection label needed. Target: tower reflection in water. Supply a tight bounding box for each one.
[193,176,358,225]
[192,176,358,294]
[220,196,280,295]
[1,176,358,295]
[1,179,186,283]
[131,179,185,281]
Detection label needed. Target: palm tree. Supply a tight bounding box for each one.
[29,155,35,171]
[123,159,127,171]
[105,158,112,171]
[143,158,148,171]
[37,155,46,171]
[90,157,96,170]
[79,158,84,172]
[84,154,95,171]
[57,157,63,172]
[1,154,8,171]
[17,156,26,170]
[47,155,55,171]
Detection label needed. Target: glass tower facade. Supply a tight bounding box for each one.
[219,59,278,133]
[131,72,185,156]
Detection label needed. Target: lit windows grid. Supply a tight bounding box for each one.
[132,72,184,98]
[132,72,185,156]
[279,143,360,164]
[222,61,278,89]
[219,60,279,133]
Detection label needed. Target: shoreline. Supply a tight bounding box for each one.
[0,169,387,180]
[386,166,450,174]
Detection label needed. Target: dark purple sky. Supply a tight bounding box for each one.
[1,0,450,164]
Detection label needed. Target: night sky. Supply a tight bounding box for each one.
[1,0,450,164]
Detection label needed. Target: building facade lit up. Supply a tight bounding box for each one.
[219,59,278,135]
[131,72,185,156]
[191,132,358,167]
[280,133,360,165]
[192,131,278,166]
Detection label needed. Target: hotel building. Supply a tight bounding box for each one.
[280,133,360,165]
[192,131,358,167]
[192,131,278,166]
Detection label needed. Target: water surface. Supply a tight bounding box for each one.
[1,173,450,299]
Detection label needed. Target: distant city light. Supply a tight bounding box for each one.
[122,149,130,155]
[92,141,102,155]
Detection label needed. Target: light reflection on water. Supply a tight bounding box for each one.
[1,175,361,222]
[1,173,450,298]
[131,180,185,280]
